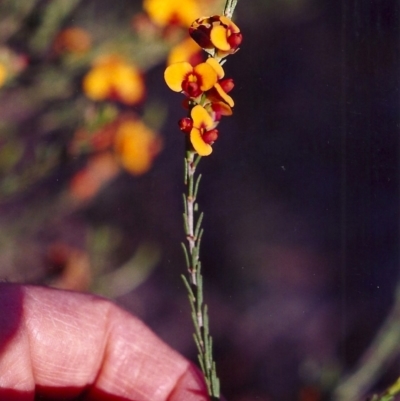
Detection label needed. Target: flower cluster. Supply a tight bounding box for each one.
[83,55,145,105]
[164,15,241,156]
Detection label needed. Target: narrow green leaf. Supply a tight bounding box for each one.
[183,212,189,235]
[194,154,202,168]
[194,212,204,240]
[182,193,188,215]
[194,173,202,199]
[184,158,188,185]
[181,244,190,268]
[181,274,195,299]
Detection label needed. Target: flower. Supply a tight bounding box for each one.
[53,27,92,54]
[167,37,202,66]
[205,58,234,107]
[0,47,28,88]
[143,0,201,27]
[114,119,162,175]
[0,63,7,88]
[164,61,218,98]
[83,55,145,105]
[69,152,120,201]
[189,15,242,58]
[190,105,218,156]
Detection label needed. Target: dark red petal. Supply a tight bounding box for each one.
[179,117,193,133]
[228,32,243,49]
[202,129,219,144]
[189,25,213,49]
[219,78,235,93]
[182,80,202,98]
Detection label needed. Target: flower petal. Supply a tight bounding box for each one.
[206,58,224,79]
[167,37,201,65]
[82,67,111,100]
[214,83,234,107]
[193,62,218,91]
[113,64,145,104]
[212,101,233,116]
[164,62,193,92]
[190,128,212,156]
[191,105,214,129]
[210,25,230,51]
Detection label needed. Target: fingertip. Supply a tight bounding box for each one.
[167,364,209,401]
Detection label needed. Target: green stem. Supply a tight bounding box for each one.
[333,286,400,401]
[223,0,239,19]
[181,152,220,399]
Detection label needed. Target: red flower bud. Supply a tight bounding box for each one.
[228,32,243,49]
[219,78,234,93]
[202,129,219,144]
[179,117,193,133]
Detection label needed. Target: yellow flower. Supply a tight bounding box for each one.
[83,55,145,105]
[143,0,201,27]
[167,37,201,66]
[164,61,217,98]
[190,105,218,156]
[114,119,162,175]
[0,63,7,88]
[189,15,242,58]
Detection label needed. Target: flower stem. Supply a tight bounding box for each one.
[223,0,239,19]
[181,151,220,400]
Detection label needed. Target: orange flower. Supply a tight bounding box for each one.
[189,15,242,58]
[83,55,145,105]
[114,119,162,175]
[143,0,201,27]
[0,47,28,87]
[164,61,217,98]
[0,63,6,88]
[190,105,218,156]
[167,37,202,66]
[69,152,120,201]
[54,27,92,54]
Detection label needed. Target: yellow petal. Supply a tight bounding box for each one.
[82,66,111,100]
[190,128,212,156]
[144,0,201,27]
[193,62,217,91]
[115,120,161,175]
[210,25,230,51]
[164,62,192,92]
[167,37,201,65]
[214,83,234,107]
[206,57,224,79]
[113,64,145,104]
[191,105,214,129]
[212,101,233,116]
[0,63,7,87]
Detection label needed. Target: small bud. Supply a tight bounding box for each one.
[179,117,193,133]
[219,78,234,93]
[228,32,243,49]
[202,129,219,144]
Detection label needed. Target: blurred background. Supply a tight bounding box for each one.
[0,0,399,400]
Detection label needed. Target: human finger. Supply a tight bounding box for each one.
[0,284,208,401]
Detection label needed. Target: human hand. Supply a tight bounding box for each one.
[0,283,209,401]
